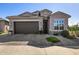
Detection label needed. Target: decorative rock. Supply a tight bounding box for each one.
[54,42,64,46]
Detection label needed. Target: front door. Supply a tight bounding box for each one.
[43,20,48,34]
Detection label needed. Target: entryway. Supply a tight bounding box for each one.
[43,20,48,34]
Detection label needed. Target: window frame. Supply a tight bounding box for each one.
[53,18,64,30]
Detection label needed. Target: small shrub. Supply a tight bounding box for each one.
[46,37,60,43]
[0,31,4,34]
[60,30,76,39]
[76,31,79,37]
[67,35,76,39]
[60,30,69,37]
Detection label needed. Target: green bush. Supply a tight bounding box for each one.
[76,31,79,37]
[46,37,60,43]
[60,30,76,39]
[60,30,69,37]
[67,35,76,39]
[0,31,4,34]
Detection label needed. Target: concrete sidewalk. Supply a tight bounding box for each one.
[0,45,79,55]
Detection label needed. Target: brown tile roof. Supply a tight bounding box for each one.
[6,9,71,19]
[40,9,52,13]
[7,16,43,19]
[52,11,71,18]
[18,12,32,16]
[32,10,40,13]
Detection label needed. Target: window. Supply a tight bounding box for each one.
[53,19,64,30]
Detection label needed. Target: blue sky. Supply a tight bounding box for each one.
[0,3,79,25]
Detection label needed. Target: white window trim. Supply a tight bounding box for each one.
[53,18,65,30]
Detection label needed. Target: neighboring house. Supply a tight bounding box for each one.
[0,18,9,33]
[7,9,71,34]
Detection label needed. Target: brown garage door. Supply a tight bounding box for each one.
[14,21,39,34]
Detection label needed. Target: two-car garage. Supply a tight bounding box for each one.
[14,21,39,34]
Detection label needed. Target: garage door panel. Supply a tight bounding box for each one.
[14,21,39,34]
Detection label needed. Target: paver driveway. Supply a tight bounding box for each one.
[0,34,79,55]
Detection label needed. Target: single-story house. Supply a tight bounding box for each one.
[0,18,9,33]
[7,9,71,34]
